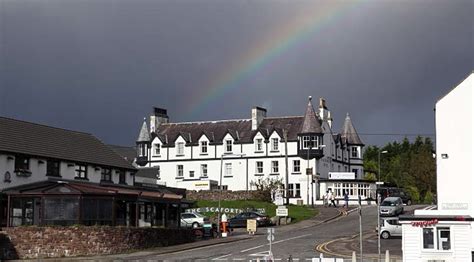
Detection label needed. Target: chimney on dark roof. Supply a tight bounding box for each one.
[318,98,333,128]
[252,106,267,130]
[150,107,169,133]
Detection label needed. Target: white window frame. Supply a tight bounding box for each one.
[271,138,279,151]
[177,165,183,177]
[200,141,208,154]
[351,147,358,158]
[201,164,208,177]
[422,227,451,251]
[293,160,301,173]
[225,163,232,176]
[295,183,301,197]
[255,138,263,152]
[256,161,263,174]
[177,142,185,156]
[189,171,195,178]
[154,143,161,156]
[302,136,310,149]
[271,161,279,174]
[225,140,233,153]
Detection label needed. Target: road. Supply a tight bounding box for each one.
[122,205,422,261]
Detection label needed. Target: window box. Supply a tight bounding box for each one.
[175,176,184,180]
[15,169,32,177]
[254,173,264,176]
[254,151,264,153]
[74,177,89,181]
[199,153,209,156]
[269,173,280,176]
[291,172,302,175]
[223,175,233,178]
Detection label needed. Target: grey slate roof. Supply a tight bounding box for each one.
[340,113,364,145]
[137,120,151,142]
[135,167,160,179]
[108,145,136,164]
[0,117,136,170]
[152,116,304,146]
[300,97,323,134]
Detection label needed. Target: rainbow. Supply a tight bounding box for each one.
[184,1,364,118]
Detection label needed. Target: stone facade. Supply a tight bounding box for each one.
[0,226,194,259]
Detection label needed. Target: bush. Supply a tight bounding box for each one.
[423,191,435,204]
[405,186,420,204]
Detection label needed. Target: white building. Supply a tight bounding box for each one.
[135,97,370,205]
[400,72,474,261]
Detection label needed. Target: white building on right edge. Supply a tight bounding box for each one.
[400,72,474,262]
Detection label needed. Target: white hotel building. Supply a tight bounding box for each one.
[135,97,371,205]
[400,72,474,262]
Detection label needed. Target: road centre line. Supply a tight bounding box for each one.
[240,234,312,253]
[212,253,232,260]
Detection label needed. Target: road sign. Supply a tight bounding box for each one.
[247,219,257,234]
[267,234,275,241]
[276,206,288,217]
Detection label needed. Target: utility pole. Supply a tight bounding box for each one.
[284,129,289,205]
[359,195,363,262]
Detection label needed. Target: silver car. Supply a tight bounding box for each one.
[379,197,404,216]
[378,217,402,239]
[180,212,208,228]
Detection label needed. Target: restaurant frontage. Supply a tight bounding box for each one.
[3,180,189,228]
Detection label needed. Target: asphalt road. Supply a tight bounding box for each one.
[123,205,421,261]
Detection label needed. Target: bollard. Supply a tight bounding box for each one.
[385,250,390,262]
[352,251,356,262]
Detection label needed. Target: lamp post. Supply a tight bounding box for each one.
[306,143,312,206]
[312,144,326,208]
[218,153,245,237]
[377,149,388,261]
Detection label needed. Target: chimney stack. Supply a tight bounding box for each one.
[319,98,333,128]
[251,106,267,130]
[150,107,169,133]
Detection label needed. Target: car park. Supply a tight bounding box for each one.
[180,212,209,228]
[227,211,272,228]
[379,197,404,216]
[377,187,412,205]
[378,217,402,239]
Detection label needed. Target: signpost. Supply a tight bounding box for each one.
[358,195,363,262]
[267,228,274,258]
[276,206,288,217]
[247,219,257,235]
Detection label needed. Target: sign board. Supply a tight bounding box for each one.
[375,181,385,185]
[276,206,288,217]
[193,181,211,190]
[185,207,266,214]
[441,203,469,210]
[247,219,257,234]
[328,172,355,180]
[274,188,284,206]
[306,168,313,175]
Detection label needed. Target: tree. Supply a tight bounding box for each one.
[250,177,284,202]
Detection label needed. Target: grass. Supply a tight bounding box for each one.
[194,200,317,223]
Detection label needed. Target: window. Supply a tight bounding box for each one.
[189,171,195,178]
[255,138,263,152]
[225,140,233,153]
[424,227,451,250]
[423,228,435,249]
[46,160,60,177]
[295,183,301,197]
[437,228,451,250]
[351,147,358,158]
[177,142,184,156]
[225,163,232,176]
[177,165,184,177]
[138,144,147,157]
[352,169,358,177]
[156,166,160,180]
[302,136,310,149]
[256,161,263,174]
[154,144,161,156]
[14,155,29,171]
[271,138,279,151]
[75,164,87,179]
[118,170,126,184]
[311,136,319,148]
[288,184,294,197]
[271,161,279,174]
[293,160,300,173]
[201,164,208,177]
[101,168,112,182]
[200,141,208,154]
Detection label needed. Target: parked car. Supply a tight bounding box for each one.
[227,212,272,228]
[377,187,412,205]
[181,212,209,228]
[379,197,404,217]
[377,217,402,239]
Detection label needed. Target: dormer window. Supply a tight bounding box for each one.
[271,138,279,151]
[351,147,358,158]
[255,138,263,152]
[225,140,233,153]
[302,136,311,149]
[200,141,208,154]
[177,142,185,156]
[154,143,161,156]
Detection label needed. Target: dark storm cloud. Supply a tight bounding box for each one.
[0,0,472,146]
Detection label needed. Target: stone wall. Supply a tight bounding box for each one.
[0,226,194,260]
[187,190,269,202]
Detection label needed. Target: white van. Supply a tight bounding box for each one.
[379,217,402,239]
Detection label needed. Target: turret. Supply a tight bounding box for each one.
[136,118,151,166]
[297,96,324,160]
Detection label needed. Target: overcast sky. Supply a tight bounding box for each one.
[0,0,472,147]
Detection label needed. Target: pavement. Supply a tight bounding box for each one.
[25,206,344,261]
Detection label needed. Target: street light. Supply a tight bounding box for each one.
[312,145,326,208]
[217,152,245,237]
[377,149,388,261]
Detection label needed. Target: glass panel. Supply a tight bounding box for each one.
[423,228,434,249]
[43,197,79,225]
[437,227,451,250]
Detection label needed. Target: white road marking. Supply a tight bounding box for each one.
[240,234,312,253]
[233,259,245,261]
[212,253,232,260]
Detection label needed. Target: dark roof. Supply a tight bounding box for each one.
[108,145,136,164]
[137,120,151,142]
[340,113,364,145]
[300,97,323,134]
[136,167,160,179]
[151,116,305,146]
[0,117,136,170]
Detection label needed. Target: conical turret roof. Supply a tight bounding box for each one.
[137,118,151,142]
[341,113,364,145]
[299,96,323,134]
